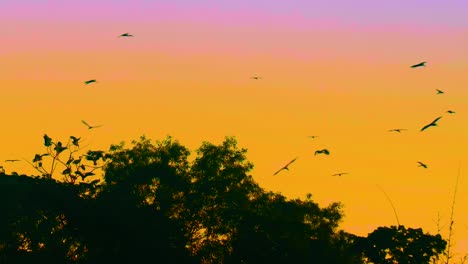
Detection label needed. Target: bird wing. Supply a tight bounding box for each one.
[431,116,442,124]
[81,120,91,127]
[273,168,284,176]
[274,158,297,175]
[284,158,297,167]
[411,62,425,68]
[420,124,431,131]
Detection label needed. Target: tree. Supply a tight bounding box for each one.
[360,225,446,264]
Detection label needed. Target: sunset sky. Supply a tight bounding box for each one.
[1,0,468,255]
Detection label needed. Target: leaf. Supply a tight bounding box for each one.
[66,157,74,165]
[33,154,42,162]
[43,134,52,147]
[89,179,100,185]
[70,136,81,147]
[84,172,95,177]
[62,168,71,175]
[54,141,67,154]
[73,158,81,165]
[33,153,49,162]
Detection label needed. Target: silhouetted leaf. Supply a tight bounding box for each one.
[70,136,81,146]
[43,134,52,147]
[54,141,67,154]
[66,157,74,165]
[33,153,49,162]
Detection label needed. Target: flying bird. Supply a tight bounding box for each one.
[273,157,297,176]
[5,159,20,162]
[250,76,262,80]
[84,79,97,85]
[332,172,348,176]
[446,110,456,114]
[388,129,407,133]
[417,161,428,168]
[410,62,426,68]
[420,116,442,132]
[308,136,319,139]
[119,33,133,37]
[436,89,444,94]
[315,149,330,156]
[81,120,102,130]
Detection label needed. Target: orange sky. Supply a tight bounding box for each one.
[1,0,468,256]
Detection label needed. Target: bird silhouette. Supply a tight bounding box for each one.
[84,79,97,85]
[5,159,20,162]
[315,149,330,156]
[417,161,428,168]
[436,89,444,94]
[250,76,262,80]
[446,110,456,114]
[332,172,348,176]
[81,120,102,130]
[411,62,426,68]
[308,136,319,139]
[273,157,297,176]
[388,129,407,133]
[420,116,442,132]
[119,33,133,37]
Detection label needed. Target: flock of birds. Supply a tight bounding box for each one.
[1,34,457,182]
[0,32,275,173]
[0,33,133,171]
[271,61,456,177]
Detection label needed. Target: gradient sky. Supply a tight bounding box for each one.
[1,0,468,255]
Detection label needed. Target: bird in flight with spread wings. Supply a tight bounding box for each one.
[388,129,407,133]
[315,149,330,156]
[436,89,444,95]
[420,116,442,132]
[273,157,297,176]
[417,161,428,168]
[446,110,456,114]
[332,172,348,176]
[308,136,319,139]
[411,62,426,68]
[250,76,262,80]
[81,120,102,130]
[119,33,133,37]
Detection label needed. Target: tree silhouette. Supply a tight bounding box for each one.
[0,135,449,263]
[360,225,446,264]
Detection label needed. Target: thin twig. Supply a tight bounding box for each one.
[444,160,462,264]
[376,184,400,226]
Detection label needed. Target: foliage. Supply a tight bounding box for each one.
[360,225,447,264]
[27,134,106,184]
[0,135,449,263]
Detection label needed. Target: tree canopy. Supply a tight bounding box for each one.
[0,135,447,263]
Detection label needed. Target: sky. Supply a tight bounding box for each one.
[1,0,468,256]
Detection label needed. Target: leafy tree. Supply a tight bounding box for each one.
[360,225,446,264]
[0,134,450,263]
